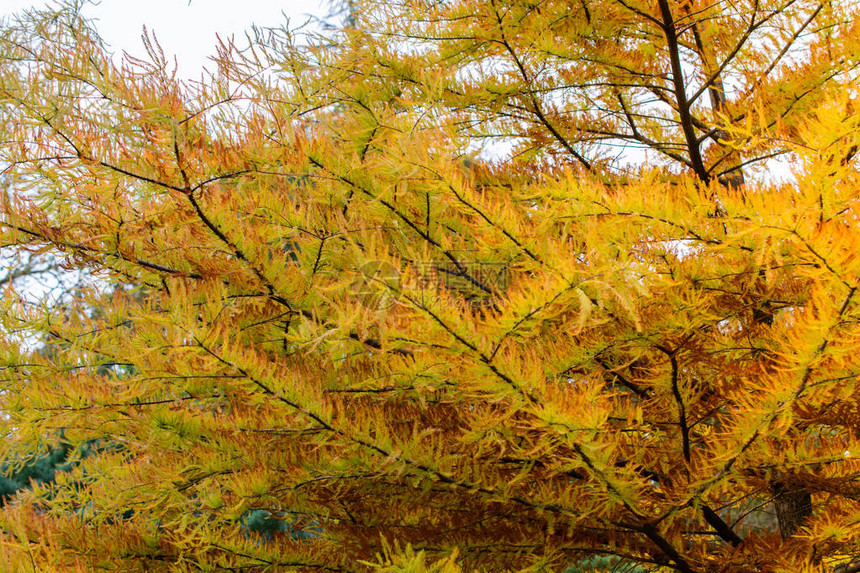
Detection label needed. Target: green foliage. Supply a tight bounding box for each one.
[564,555,649,573]
[0,435,104,506]
[241,508,320,542]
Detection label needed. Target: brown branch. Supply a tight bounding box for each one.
[655,344,690,463]
[702,505,743,546]
[834,561,860,573]
[638,521,698,573]
[490,0,593,171]
[656,0,709,183]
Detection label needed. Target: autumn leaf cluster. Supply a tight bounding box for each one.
[0,0,859,571]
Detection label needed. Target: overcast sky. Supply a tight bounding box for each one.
[2,0,327,76]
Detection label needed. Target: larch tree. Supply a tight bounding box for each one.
[0,0,859,571]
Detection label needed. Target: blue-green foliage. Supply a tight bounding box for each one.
[1,438,321,542]
[0,436,109,506]
[241,509,320,542]
[564,555,649,573]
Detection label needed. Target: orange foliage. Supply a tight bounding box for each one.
[0,0,859,570]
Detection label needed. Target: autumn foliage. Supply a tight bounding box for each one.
[1,0,860,571]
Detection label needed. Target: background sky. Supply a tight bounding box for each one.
[1,0,328,77]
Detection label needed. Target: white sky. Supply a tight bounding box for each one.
[2,0,328,76]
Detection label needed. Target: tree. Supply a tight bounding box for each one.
[0,0,859,570]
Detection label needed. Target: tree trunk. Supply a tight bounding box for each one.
[771,478,812,538]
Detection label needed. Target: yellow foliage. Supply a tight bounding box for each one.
[0,0,858,571]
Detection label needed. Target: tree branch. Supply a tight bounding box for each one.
[656,0,709,183]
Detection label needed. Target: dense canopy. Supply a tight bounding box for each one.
[1,0,859,571]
